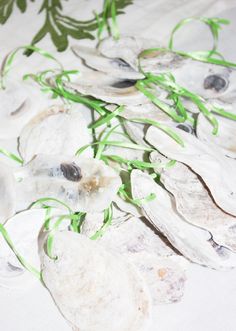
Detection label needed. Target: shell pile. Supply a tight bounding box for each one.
[1,36,236,331]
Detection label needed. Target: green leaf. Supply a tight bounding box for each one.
[16,0,27,12]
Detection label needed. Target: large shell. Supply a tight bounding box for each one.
[140,49,236,100]
[65,71,148,106]
[72,45,144,80]
[19,105,92,163]
[146,125,236,216]
[98,36,159,71]
[81,214,187,305]
[0,81,47,139]
[0,209,48,289]
[131,170,236,269]
[197,112,236,158]
[0,162,16,223]
[15,154,121,213]
[40,231,152,331]
[151,151,236,252]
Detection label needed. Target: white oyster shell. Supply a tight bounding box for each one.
[197,112,236,159]
[0,81,47,139]
[151,151,236,252]
[146,125,236,216]
[72,45,143,80]
[98,36,158,71]
[40,231,152,331]
[131,169,236,269]
[15,154,121,213]
[0,209,48,289]
[19,105,92,163]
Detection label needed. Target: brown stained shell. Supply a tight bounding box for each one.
[131,169,236,270]
[150,151,236,253]
[40,231,152,331]
[15,154,121,213]
[146,125,236,216]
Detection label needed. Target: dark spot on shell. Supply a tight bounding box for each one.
[176,123,194,134]
[60,162,82,182]
[10,100,27,116]
[203,75,227,92]
[111,79,137,88]
[112,58,132,69]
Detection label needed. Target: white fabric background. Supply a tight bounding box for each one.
[0,1,236,330]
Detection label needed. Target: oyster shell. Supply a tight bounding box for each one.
[81,213,187,305]
[98,36,158,71]
[0,209,48,289]
[197,112,236,158]
[15,154,121,213]
[151,151,236,252]
[106,100,170,122]
[19,105,92,163]
[0,162,16,223]
[72,45,144,80]
[40,231,152,331]
[140,49,235,99]
[131,169,236,269]
[65,71,148,106]
[146,125,236,216]
[0,81,47,139]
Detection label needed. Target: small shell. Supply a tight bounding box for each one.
[0,162,16,223]
[40,231,152,331]
[197,112,236,158]
[15,154,122,213]
[146,125,236,216]
[151,151,236,252]
[131,170,236,269]
[19,105,92,163]
[0,81,48,139]
[72,45,144,80]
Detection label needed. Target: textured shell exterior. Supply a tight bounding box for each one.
[41,231,152,331]
[0,162,16,224]
[72,45,144,80]
[19,105,92,163]
[92,216,188,305]
[197,112,236,158]
[131,170,236,270]
[0,81,48,139]
[98,36,159,70]
[65,75,148,106]
[151,151,236,252]
[15,154,121,213]
[140,49,235,100]
[146,125,236,216]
